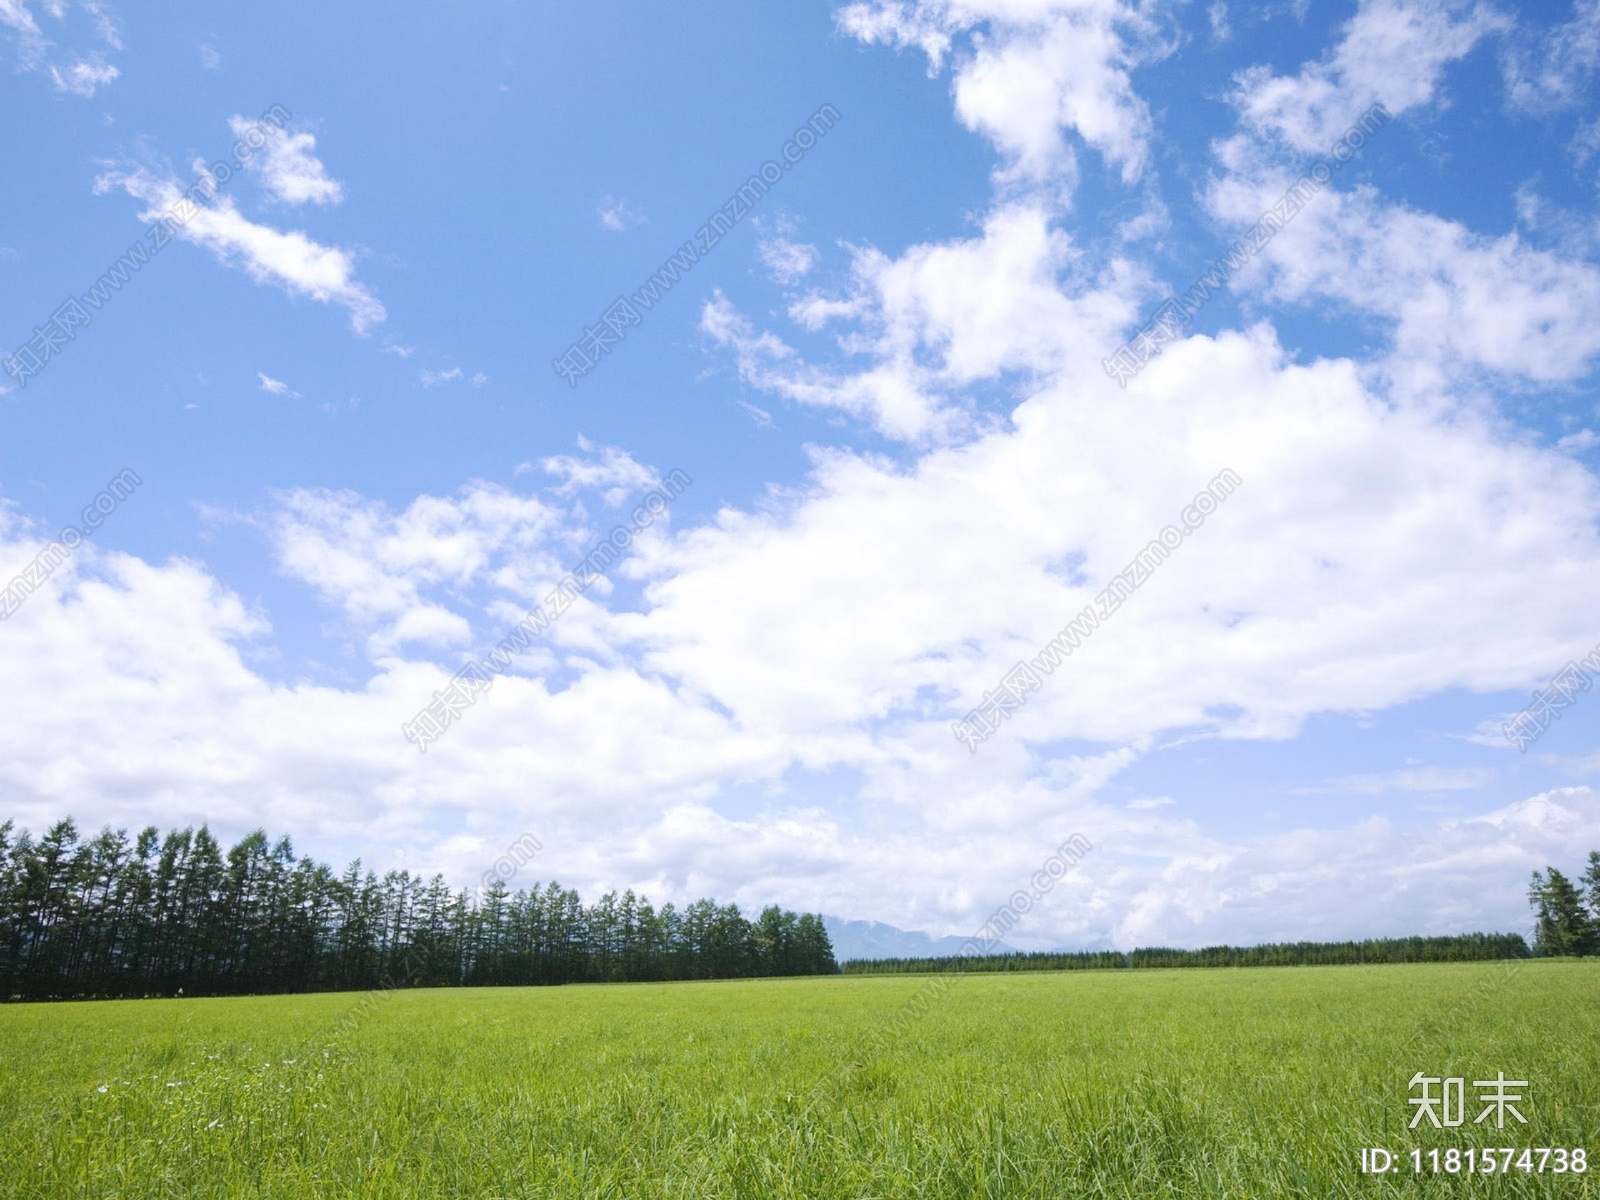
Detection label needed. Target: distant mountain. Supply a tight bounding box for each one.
[823,916,1018,963]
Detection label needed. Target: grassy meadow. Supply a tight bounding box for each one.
[0,960,1595,1198]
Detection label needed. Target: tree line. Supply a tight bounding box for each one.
[0,818,836,1001]
[840,933,1532,975]
[1528,851,1600,956]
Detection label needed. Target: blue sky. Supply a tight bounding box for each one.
[4,0,1600,950]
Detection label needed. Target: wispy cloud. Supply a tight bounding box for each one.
[536,435,659,506]
[50,52,116,96]
[94,157,385,333]
[257,372,300,398]
[2,0,121,96]
[758,235,820,284]
[418,367,487,388]
[597,195,645,231]
[1293,766,1496,796]
[1127,796,1175,810]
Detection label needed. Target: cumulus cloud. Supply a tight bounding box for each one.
[14,283,1600,939]
[2,469,1595,946]
[837,0,1164,192]
[703,203,1142,441]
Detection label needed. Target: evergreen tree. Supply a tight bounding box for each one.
[1528,866,1596,957]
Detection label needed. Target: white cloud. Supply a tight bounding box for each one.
[94,161,385,333]
[2,0,120,93]
[264,484,564,658]
[758,236,820,284]
[1559,429,1599,452]
[1103,789,1600,948]
[1231,0,1506,153]
[1207,171,1600,387]
[419,367,462,388]
[230,117,344,206]
[416,366,486,389]
[597,196,645,231]
[0,488,1593,946]
[1127,795,1174,810]
[257,372,300,398]
[5,327,1600,944]
[49,50,115,95]
[837,0,1164,193]
[198,40,220,70]
[738,399,775,428]
[1293,766,1496,795]
[703,203,1142,441]
[1208,1,1231,44]
[1503,0,1600,113]
[0,0,42,37]
[539,436,660,506]
[1198,0,1600,393]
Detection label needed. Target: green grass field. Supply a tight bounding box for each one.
[1,961,1595,1198]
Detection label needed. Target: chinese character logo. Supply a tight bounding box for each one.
[1409,1071,1528,1129]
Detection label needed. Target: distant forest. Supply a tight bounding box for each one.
[840,933,1532,975]
[0,818,837,1001]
